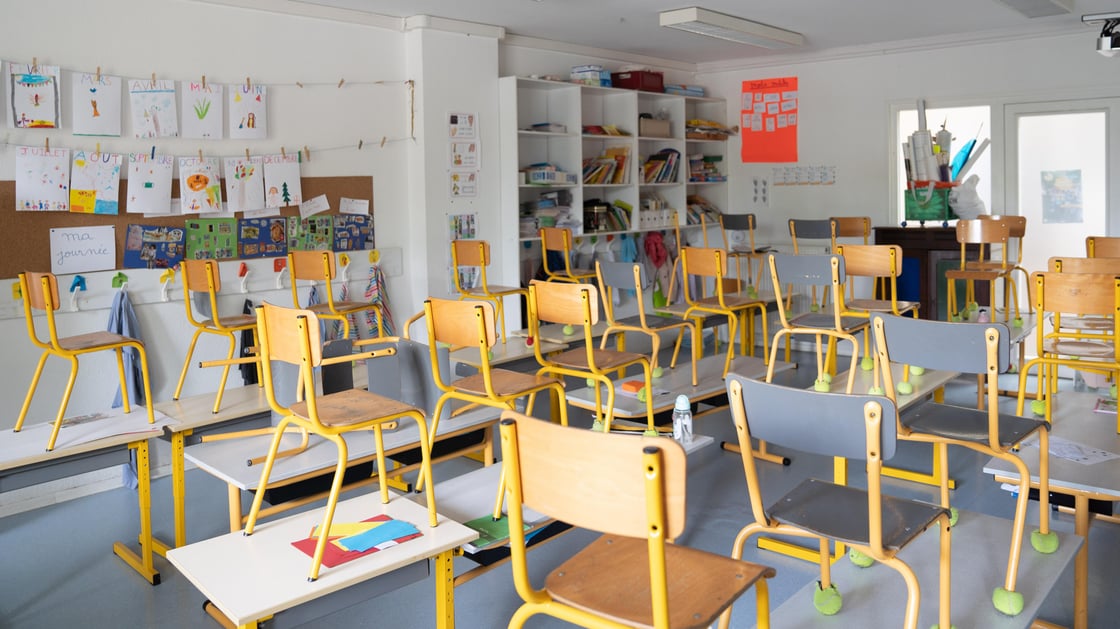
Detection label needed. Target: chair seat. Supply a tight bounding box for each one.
[453,370,562,397]
[58,330,141,352]
[201,313,257,329]
[787,312,868,333]
[901,400,1048,448]
[290,388,418,427]
[308,300,373,316]
[845,298,919,314]
[1052,315,1113,331]
[545,534,774,629]
[693,294,763,310]
[463,285,526,298]
[1042,338,1116,359]
[944,269,1005,281]
[550,348,646,371]
[611,314,692,333]
[769,478,948,552]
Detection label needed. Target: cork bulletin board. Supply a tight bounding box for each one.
[0,175,373,279]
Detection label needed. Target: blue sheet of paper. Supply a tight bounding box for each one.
[337,519,419,552]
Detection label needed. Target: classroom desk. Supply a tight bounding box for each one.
[0,410,172,584]
[508,321,608,344]
[449,339,567,368]
[167,491,477,629]
[984,391,1120,629]
[185,406,501,533]
[764,509,1080,628]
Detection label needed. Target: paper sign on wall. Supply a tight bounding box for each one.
[740,77,798,163]
[50,225,116,274]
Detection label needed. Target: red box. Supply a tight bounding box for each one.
[611,71,664,93]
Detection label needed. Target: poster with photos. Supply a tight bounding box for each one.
[448,112,477,138]
[224,156,265,212]
[185,218,237,260]
[181,81,224,139]
[72,72,122,136]
[16,146,70,211]
[8,63,60,128]
[179,157,224,213]
[287,216,332,251]
[123,224,185,269]
[127,152,174,214]
[229,84,267,139]
[70,150,122,215]
[264,153,302,208]
[129,79,179,138]
[237,217,288,259]
[333,215,372,251]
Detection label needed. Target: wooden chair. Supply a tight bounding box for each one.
[450,239,527,343]
[972,215,1028,314]
[873,312,1057,617]
[1017,272,1120,431]
[243,302,437,582]
[718,212,771,288]
[539,226,595,283]
[829,216,872,246]
[287,250,384,339]
[1086,235,1120,258]
[595,260,699,386]
[835,244,919,378]
[766,253,867,392]
[173,259,260,414]
[945,218,1020,323]
[499,409,776,629]
[15,271,155,451]
[528,280,655,434]
[723,373,950,629]
[680,246,769,377]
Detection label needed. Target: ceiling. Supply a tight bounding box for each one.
[285,0,1120,66]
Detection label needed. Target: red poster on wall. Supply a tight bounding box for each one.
[740,77,798,163]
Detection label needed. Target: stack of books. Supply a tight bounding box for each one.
[642,148,680,184]
[688,154,726,182]
[685,119,736,140]
[582,146,630,185]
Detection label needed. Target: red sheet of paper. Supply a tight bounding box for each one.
[740,77,798,163]
[291,514,424,568]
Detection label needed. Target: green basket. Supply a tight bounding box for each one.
[904,187,955,224]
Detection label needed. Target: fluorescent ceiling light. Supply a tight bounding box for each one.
[659,7,803,49]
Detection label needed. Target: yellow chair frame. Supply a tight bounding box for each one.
[1086,235,1120,258]
[287,250,384,339]
[946,218,1020,322]
[450,239,527,343]
[539,227,595,283]
[243,303,437,582]
[15,271,155,451]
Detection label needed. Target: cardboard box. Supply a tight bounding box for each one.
[639,118,671,138]
[611,70,664,92]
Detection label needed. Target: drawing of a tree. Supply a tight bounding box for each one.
[282,182,291,204]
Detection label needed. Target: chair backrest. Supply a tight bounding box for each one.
[19,272,62,349]
[288,249,336,281]
[1086,235,1120,258]
[680,246,727,280]
[956,218,1010,267]
[595,260,651,324]
[720,212,755,233]
[452,239,490,267]
[424,297,496,349]
[255,302,325,419]
[768,253,845,322]
[528,279,599,327]
[1030,271,1120,319]
[1049,256,1120,274]
[788,218,831,254]
[830,216,871,244]
[499,409,687,539]
[540,227,573,254]
[182,258,223,294]
[871,312,1009,376]
[834,244,901,279]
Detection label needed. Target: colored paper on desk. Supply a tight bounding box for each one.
[337,519,419,552]
[291,514,424,568]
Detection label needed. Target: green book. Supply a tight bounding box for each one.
[465,514,530,549]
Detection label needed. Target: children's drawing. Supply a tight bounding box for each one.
[237,217,288,259]
[223,156,265,212]
[287,216,332,250]
[129,79,179,138]
[126,153,174,214]
[185,218,237,260]
[229,84,267,140]
[70,150,122,215]
[182,82,224,139]
[16,146,69,212]
[72,72,122,136]
[8,63,60,129]
[333,215,372,251]
[123,224,185,269]
[264,154,302,208]
[179,157,224,214]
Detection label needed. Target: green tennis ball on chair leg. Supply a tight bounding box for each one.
[1031,530,1059,554]
[860,356,874,371]
[993,587,1025,616]
[813,582,842,616]
[1030,399,1046,416]
[897,381,914,395]
[652,366,664,379]
[814,379,831,392]
[848,548,874,568]
[562,324,575,336]
[867,386,884,395]
[910,366,925,376]
[637,387,647,403]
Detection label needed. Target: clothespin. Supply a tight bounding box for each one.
[198,149,204,162]
[380,136,387,148]
[69,275,86,312]
[45,137,49,152]
[245,76,252,90]
[111,271,129,289]
[337,78,345,88]
[303,146,310,162]
[151,72,156,88]
[201,74,207,89]
[245,148,251,160]
[274,257,287,289]
[296,81,304,88]
[358,139,364,150]
[151,146,156,159]
[280,146,286,158]
[339,253,350,282]
[159,268,175,302]
[238,262,250,293]
[31,57,38,73]
[95,143,101,157]
[96,66,101,82]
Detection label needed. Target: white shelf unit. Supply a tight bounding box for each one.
[683,96,732,248]
[499,77,729,293]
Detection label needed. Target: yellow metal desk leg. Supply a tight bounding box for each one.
[435,549,457,629]
[113,440,160,584]
[173,429,189,547]
[1074,495,1089,629]
[229,484,244,533]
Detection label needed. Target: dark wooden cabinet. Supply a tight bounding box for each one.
[874,226,983,320]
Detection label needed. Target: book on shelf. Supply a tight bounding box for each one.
[530,122,567,133]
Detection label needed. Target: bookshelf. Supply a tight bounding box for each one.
[498,77,731,315]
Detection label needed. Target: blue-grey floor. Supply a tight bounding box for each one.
[2,352,1118,628]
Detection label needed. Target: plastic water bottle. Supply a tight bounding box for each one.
[672,394,693,446]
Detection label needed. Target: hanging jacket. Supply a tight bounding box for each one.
[239,298,258,385]
[108,288,145,407]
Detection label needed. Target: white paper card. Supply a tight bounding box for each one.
[340,197,370,215]
[299,194,330,219]
[50,225,116,274]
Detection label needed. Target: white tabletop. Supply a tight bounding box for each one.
[450,339,568,368]
[0,409,171,473]
[185,406,500,490]
[821,362,958,409]
[509,321,609,344]
[167,492,477,626]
